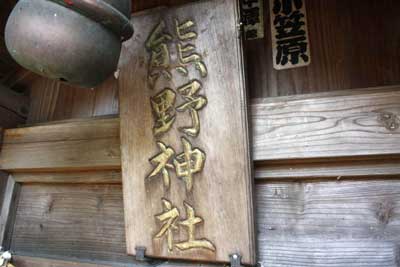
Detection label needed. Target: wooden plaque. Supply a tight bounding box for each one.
[118,0,255,264]
[269,0,311,70]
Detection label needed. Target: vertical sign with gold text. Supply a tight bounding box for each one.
[118,0,255,265]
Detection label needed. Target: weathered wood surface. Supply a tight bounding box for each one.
[13,255,118,267]
[11,184,131,263]
[119,1,255,264]
[256,180,400,267]
[12,255,217,267]
[12,171,122,184]
[8,0,400,99]
[0,175,19,249]
[2,87,400,172]
[0,117,120,172]
[255,157,400,180]
[27,76,119,124]
[0,171,7,207]
[10,179,400,267]
[252,87,400,161]
[2,87,400,174]
[247,0,400,98]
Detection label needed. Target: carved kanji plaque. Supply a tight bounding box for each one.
[118,0,255,264]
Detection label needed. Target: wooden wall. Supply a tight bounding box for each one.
[25,0,400,122]
[3,0,400,267]
[246,0,400,97]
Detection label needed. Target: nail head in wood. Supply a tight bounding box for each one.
[135,246,146,261]
[230,253,242,267]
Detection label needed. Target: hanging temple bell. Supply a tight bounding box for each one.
[5,0,134,88]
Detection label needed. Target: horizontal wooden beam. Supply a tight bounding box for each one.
[12,171,122,184]
[12,255,219,267]
[12,181,400,267]
[1,87,400,177]
[0,117,120,172]
[252,86,400,162]
[255,156,400,180]
[13,255,115,267]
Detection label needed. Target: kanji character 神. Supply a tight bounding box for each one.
[173,137,206,192]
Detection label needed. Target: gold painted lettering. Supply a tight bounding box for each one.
[154,199,180,252]
[175,19,197,41]
[176,80,207,137]
[151,88,177,137]
[173,137,206,191]
[147,142,175,189]
[175,202,215,251]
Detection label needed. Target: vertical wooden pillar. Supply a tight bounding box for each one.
[0,173,19,250]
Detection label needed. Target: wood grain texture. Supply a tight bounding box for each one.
[11,180,400,267]
[256,180,400,267]
[252,87,400,161]
[0,175,19,250]
[0,172,7,208]
[12,171,122,184]
[3,0,400,98]
[255,157,400,180]
[11,184,132,263]
[246,0,400,97]
[27,76,119,124]
[13,255,118,267]
[3,87,400,173]
[13,255,218,267]
[0,117,120,172]
[119,1,255,264]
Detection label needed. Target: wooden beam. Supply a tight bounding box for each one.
[13,255,116,267]
[12,171,122,184]
[1,87,400,176]
[0,117,120,172]
[255,156,400,180]
[0,174,19,250]
[13,255,218,267]
[11,181,400,267]
[252,86,400,162]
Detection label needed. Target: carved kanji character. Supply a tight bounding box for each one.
[176,19,197,41]
[146,21,172,50]
[154,199,180,252]
[151,88,177,137]
[176,80,207,137]
[177,43,208,78]
[146,21,173,89]
[242,7,260,26]
[175,202,215,251]
[273,0,303,15]
[147,142,175,189]
[274,10,308,65]
[173,137,206,192]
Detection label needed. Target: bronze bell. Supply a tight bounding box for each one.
[5,0,134,88]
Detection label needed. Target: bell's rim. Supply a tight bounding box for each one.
[48,0,134,41]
